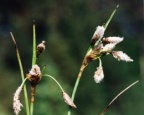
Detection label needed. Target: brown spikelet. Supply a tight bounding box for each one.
[62,92,77,108]
[27,65,41,86]
[36,41,45,58]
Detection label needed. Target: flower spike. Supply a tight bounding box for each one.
[94,66,104,83]
[36,40,46,58]
[111,51,133,62]
[91,26,105,46]
[62,91,77,108]
[103,37,123,44]
[13,84,23,115]
[27,64,42,86]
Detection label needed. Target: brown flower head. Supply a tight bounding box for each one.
[27,65,41,86]
[37,40,46,58]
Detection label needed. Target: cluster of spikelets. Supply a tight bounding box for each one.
[86,26,133,83]
[13,41,76,115]
[13,41,45,115]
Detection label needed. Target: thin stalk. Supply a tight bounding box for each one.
[98,58,102,67]
[71,65,86,101]
[10,32,30,115]
[30,21,37,115]
[104,5,119,30]
[44,74,64,92]
[32,21,37,65]
[100,80,139,115]
[67,64,87,115]
[21,78,28,86]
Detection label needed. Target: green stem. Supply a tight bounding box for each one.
[104,5,119,30]
[98,58,102,67]
[44,74,64,92]
[21,78,28,86]
[30,21,37,115]
[32,21,37,65]
[67,64,86,115]
[10,32,30,115]
[71,65,86,101]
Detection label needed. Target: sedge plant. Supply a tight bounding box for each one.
[67,5,138,115]
[11,23,76,115]
[11,5,139,115]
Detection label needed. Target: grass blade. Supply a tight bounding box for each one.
[10,32,30,115]
[100,80,139,115]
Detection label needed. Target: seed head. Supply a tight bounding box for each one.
[29,64,41,76]
[103,37,123,44]
[91,26,105,46]
[27,65,41,86]
[102,43,116,52]
[62,91,77,108]
[37,40,46,58]
[111,51,133,62]
[94,66,104,83]
[13,85,23,115]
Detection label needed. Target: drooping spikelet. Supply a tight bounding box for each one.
[13,85,23,115]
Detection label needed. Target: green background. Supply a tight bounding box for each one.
[0,0,143,115]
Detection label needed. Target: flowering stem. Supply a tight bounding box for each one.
[98,58,102,67]
[67,5,119,115]
[67,63,87,115]
[71,64,86,101]
[44,74,64,92]
[30,21,37,115]
[10,32,30,115]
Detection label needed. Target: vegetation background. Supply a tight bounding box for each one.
[0,0,143,115]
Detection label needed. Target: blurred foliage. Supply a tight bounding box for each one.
[0,0,143,115]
